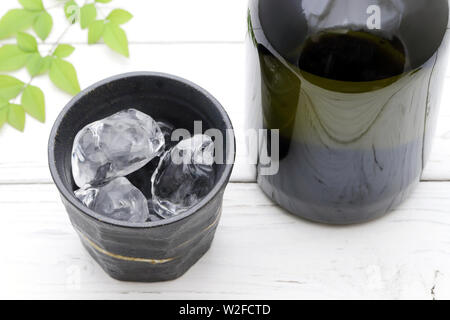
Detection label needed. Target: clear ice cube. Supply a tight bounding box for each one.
[151,134,216,218]
[157,121,176,151]
[75,177,150,223]
[72,109,165,188]
[147,200,164,222]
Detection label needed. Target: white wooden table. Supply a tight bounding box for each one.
[1,0,450,300]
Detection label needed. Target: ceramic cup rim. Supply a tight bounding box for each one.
[48,71,235,229]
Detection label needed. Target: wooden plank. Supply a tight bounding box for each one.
[0,43,255,183]
[1,182,450,299]
[423,114,450,180]
[1,42,450,183]
[0,0,248,44]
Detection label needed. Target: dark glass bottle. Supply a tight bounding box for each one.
[247,0,449,224]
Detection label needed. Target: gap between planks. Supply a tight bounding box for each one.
[0,180,449,186]
[0,40,246,45]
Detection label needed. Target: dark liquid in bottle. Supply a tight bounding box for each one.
[298,30,407,82]
[255,30,433,224]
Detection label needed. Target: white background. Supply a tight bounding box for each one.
[1,0,450,299]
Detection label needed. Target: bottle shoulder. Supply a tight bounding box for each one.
[249,0,449,69]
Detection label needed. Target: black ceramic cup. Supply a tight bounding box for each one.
[48,72,235,282]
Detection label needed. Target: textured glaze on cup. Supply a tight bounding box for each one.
[49,72,235,282]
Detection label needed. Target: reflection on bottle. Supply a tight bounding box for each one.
[258,44,301,160]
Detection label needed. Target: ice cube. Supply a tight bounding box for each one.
[151,134,216,218]
[75,177,150,223]
[147,200,164,222]
[72,109,165,188]
[157,121,177,151]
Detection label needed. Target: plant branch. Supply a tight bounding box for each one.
[96,5,108,20]
[12,22,74,104]
[12,76,34,104]
[47,22,73,55]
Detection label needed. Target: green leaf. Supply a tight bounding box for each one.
[0,75,25,100]
[7,104,26,131]
[80,4,97,29]
[17,32,38,52]
[95,0,112,3]
[65,0,79,24]
[103,23,129,57]
[19,0,44,11]
[107,9,133,25]
[33,11,53,40]
[21,85,45,122]
[49,58,81,95]
[53,44,75,58]
[0,45,31,71]
[0,76,25,100]
[26,53,51,76]
[0,105,8,129]
[0,97,8,108]
[0,9,38,40]
[0,97,8,127]
[88,20,105,44]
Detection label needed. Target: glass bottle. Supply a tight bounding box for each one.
[246,0,449,224]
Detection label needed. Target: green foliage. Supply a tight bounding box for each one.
[63,1,132,57]
[21,85,44,122]
[87,9,132,56]
[0,44,30,71]
[103,22,129,57]
[0,9,37,39]
[17,32,37,52]
[53,44,75,58]
[26,53,51,76]
[33,11,53,40]
[107,9,133,25]
[19,0,43,12]
[88,20,105,44]
[64,0,79,24]
[0,0,133,132]
[49,58,80,96]
[0,104,8,128]
[0,75,24,100]
[7,103,26,131]
[80,3,97,29]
